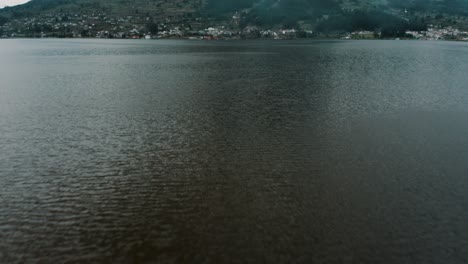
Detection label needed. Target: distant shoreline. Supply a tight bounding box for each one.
[1,37,467,43]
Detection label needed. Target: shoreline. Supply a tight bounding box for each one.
[1,37,467,43]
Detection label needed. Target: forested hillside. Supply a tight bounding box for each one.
[1,0,468,38]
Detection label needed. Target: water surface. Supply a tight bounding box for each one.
[1,39,468,263]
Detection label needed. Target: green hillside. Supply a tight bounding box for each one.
[3,0,468,18]
[1,0,468,38]
[1,0,202,18]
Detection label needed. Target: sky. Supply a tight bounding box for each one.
[0,0,30,8]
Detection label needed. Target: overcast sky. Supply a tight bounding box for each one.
[0,0,30,8]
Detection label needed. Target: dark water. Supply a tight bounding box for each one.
[1,39,468,263]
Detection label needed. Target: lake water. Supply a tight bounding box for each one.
[1,39,468,263]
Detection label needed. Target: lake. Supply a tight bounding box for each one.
[1,39,468,263]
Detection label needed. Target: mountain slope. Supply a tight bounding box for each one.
[3,0,468,20]
[1,0,468,37]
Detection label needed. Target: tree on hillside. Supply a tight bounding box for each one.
[146,22,159,34]
[204,0,254,14]
[0,16,8,26]
[239,0,339,26]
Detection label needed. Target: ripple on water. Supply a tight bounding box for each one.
[1,40,468,263]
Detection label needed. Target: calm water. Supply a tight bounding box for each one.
[1,39,468,263]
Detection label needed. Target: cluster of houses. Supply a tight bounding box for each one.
[259,29,313,39]
[2,9,468,41]
[1,11,155,38]
[342,31,376,39]
[156,26,238,39]
[136,27,308,40]
[405,26,468,41]
[0,10,312,40]
[339,26,468,41]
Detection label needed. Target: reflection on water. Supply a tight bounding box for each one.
[1,39,468,263]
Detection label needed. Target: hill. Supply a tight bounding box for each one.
[1,0,468,38]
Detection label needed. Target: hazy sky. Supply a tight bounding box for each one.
[0,0,30,8]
